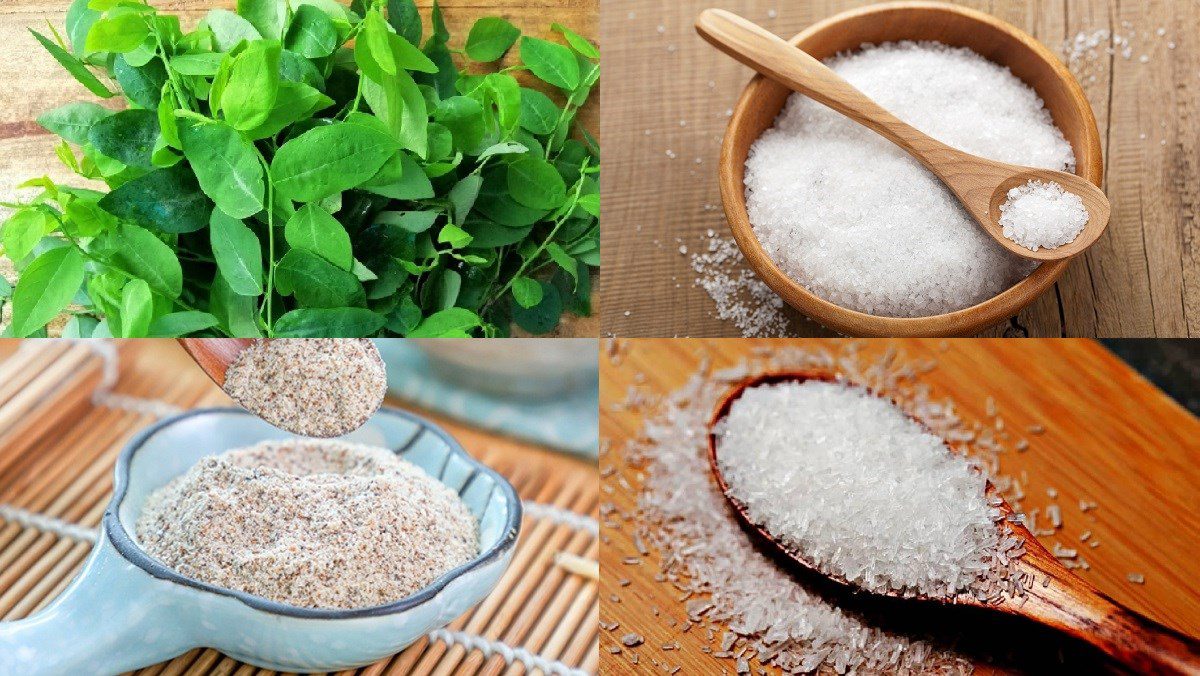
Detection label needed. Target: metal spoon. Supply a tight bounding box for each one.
[707,371,1200,674]
[695,9,1111,262]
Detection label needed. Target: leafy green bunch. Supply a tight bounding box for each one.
[0,0,599,337]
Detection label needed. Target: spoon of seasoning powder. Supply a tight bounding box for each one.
[707,372,1200,675]
[180,338,387,438]
[695,9,1111,262]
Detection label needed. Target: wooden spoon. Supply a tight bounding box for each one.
[695,9,1111,262]
[707,372,1200,675]
[177,338,255,388]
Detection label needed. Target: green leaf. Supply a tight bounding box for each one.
[63,193,117,237]
[285,5,338,58]
[2,209,52,262]
[244,81,333,140]
[511,279,561,334]
[507,156,566,210]
[65,0,100,56]
[362,68,427,157]
[30,29,114,98]
[433,96,485,151]
[463,219,530,247]
[465,17,519,62]
[98,164,212,233]
[113,54,166,109]
[201,9,262,52]
[448,173,482,223]
[552,23,598,59]
[148,310,219,337]
[238,0,287,41]
[546,241,577,284]
[518,87,559,135]
[511,275,542,308]
[519,36,580,90]
[363,152,433,199]
[88,109,159,170]
[99,223,184,297]
[359,10,395,77]
[220,40,281,131]
[85,14,150,54]
[406,307,481,337]
[477,141,528,162]
[485,73,521,133]
[437,222,473,249]
[386,294,421,334]
[270,122,399,202]
[10,246,85,338]
[180,121,265,218]
[169,53,225,76]
[209,271,262,337]
[274,307,385,337]
[386,0,421,46]
[157,85,181,149]
[376,210,438,233]
[285,203,353,271]
[118,278,153,337]
[274,248,365,308]
[37,102,112,145]
[209,209,263,296]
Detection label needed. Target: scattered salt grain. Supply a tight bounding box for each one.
[715,380,1018,598]
[744,42,1074,317]
[999,180,1089,251]
[691,233,789,337]
[137,439,477,609]
[1127,572,1146,584]
[621,633,645,647]
[222,339,386,438]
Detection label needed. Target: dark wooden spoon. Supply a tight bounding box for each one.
[177,338,255,388]
[707,371,1200,675]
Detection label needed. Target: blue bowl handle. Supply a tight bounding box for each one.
[0,534,195,675]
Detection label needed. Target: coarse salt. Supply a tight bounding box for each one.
[715,380,1016,598]
[744,42,1075,317]
[999,180,1089,251]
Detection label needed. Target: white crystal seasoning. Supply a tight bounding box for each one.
[223,339,387,438]
[744,42,1076,317]
[999,179,1090,251]
[137,439,478,610]
[715,380,1014,599]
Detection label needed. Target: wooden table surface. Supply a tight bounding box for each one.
[600,338,1200,673]
[0,0,598,338]
[599,0,1200,338]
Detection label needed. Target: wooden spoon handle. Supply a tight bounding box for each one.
[1089,604,1200,675]
[694,8,952,162]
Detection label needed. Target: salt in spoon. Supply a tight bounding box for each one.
[707,371,1200,675]
[695,9,1111,262]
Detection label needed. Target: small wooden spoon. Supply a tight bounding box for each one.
[707,372,1200,675]
[695,9,1111,262]
[178,338,255,388]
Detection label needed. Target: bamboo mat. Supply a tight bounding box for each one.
[0,339,599,676]
[600,338,1200,674]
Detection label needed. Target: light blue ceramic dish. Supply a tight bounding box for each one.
[0,407,521,675]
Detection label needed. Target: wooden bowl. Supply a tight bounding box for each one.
[717,1,1104,337]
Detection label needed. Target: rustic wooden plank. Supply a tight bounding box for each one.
[600,0,1198,338]
[599,338,1200,673]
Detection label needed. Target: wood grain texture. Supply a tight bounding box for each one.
[599,0,1200,338]
[600,338,1200,673]
[0,0,599,338]
[0,339,598,675]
